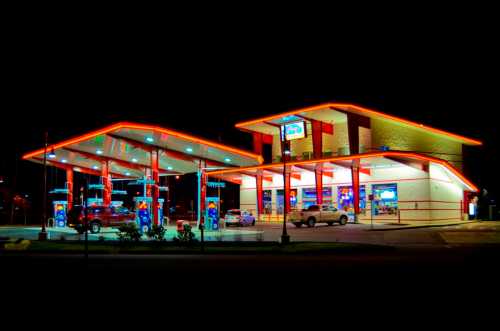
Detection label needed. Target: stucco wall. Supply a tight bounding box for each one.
[429,163,463,221]
[371,118,463,170]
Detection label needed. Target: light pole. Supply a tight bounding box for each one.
[38,132,49,241]
[281,138,290,244]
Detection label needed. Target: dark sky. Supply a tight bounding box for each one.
[1,9,498,207]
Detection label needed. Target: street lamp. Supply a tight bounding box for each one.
[38,132,49,241]
[281,139,291,244]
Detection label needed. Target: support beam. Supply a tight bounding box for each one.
[102,160,112,207]
[198,160,207,227]
[315,163,323,205]
[263,168,301,181]
[253,132,263,155]
[329,160,370,175]
[284,165,291,214]
[294,114,334,135]
[384,156,429,173]
[207,173,242,185]
[107,133,234,169]
[151,148,160,225]
[347,113,360,155]
[351,160,360,219]
[311,119,323,159]
[34,157,131,179]
[256,170,263,220]
[66,168,73,211]
[64,147,146,172]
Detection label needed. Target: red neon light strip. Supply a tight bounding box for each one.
[22,122,263,163]
[206,151,478,192]
[235,103,482,145]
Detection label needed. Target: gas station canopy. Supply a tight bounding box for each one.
[22,122,263,178]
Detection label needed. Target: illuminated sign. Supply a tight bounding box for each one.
[281,121,306,141]
[380,190,395,199]
[208,182,226,188]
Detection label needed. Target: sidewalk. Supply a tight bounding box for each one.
[356,219,479,231]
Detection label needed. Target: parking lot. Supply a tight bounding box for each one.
[1,221,499,247]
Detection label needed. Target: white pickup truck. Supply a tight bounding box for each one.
[288,204,349,228]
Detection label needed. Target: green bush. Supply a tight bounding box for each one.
[173,223,197,245]
[117,223,141,242]
[146,224,166,241]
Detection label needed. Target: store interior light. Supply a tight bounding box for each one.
[146,137,154,143]
[92,165,99,170]
[132,158,138,163]
[61,159,67,163]
[96,149,103,155]
[224,158,231,163]
[125,172,131,176]
[284,150,291,155]
[186,147,193,153]
[167,166,173,170]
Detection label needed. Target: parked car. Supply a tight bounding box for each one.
[67,205,136,234]
[288,204,348,228]
[224,209,256,227]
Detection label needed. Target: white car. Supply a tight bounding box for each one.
[288,204,349,228]
[224,209,256,227]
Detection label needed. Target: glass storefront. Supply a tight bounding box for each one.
[302,187,333,209]
[276,189,298,214]
[372,183,398,215]
[263,190,272,214]
[337,185,366,215]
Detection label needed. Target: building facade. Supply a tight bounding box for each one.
[207,103,481,223]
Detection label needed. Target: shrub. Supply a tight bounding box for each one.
[117,223,141,242]
[173,223,197,245]
[146,224,166,241]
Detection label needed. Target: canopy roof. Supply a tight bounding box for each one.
[207,151,478,192]
[235,103,482,146]
[22,122,263,178]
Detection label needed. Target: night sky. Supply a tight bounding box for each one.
[1,13,498,216]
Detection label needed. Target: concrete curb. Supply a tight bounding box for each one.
[365,221,481,231]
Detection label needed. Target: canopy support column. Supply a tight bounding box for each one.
[66,168,73,211]
[351,160,360,223]
[151,148,160,225]
[102,160,111,207]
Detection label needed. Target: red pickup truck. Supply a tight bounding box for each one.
[67,205,136,234]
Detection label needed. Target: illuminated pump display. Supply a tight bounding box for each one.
[129,177,164,233]
[133,197,165,233]
[134,197,152,233]
[52,201,68,227]
[49,187,70,227]
[205,197,220,231]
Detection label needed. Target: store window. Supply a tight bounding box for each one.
[302,187,333,209]
[263,190,272,214]
[337,185,366,215]
[276,189,298,214]
[372,183,398,215]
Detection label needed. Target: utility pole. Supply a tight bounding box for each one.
[38,132,49,241]
[281,132,290,244]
